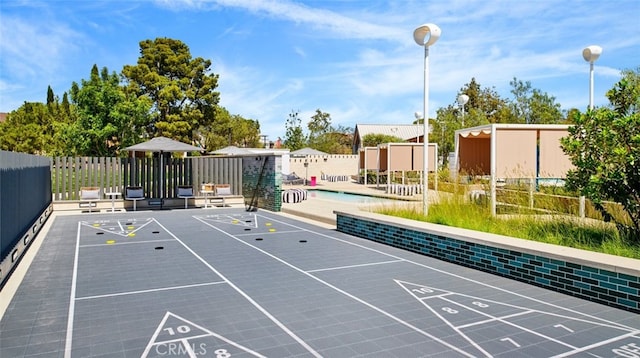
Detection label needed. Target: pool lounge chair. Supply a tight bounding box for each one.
[282,172,305,185]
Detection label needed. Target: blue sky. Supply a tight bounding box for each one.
[1,0,638,142]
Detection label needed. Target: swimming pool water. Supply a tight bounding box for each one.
[308,190,401,204]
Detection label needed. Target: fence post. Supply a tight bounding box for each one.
[529,178,535,209]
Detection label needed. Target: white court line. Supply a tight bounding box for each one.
[550,332,640,358]
[259,213,640,332]
[142,311,266,358]
[419,292,454,300]
[195,216,477,358]
[456,310,532,329]
[397,278,492,356]
[64,221,82,358]
[156,218,322,358]
[306,259,404,273]
[437,294,579,349]
[80,239,174,248]
[81,218,154,237]
[76,281,226,301]
[235,229,305,237]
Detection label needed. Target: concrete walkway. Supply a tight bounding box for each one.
[280,180,432,227]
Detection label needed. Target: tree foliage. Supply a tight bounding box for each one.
[201,107,261,150]
[307,109,331,147]
[69,65,151,156]
[561,68,640,241]
[283,110,306,151]
[362,133,403,147]
[122,38,220,143]
[509,78,563,124]
[0,87,74,155]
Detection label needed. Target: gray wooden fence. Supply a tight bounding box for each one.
[51,156,243,201]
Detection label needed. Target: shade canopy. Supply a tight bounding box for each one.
[289,147,328,157]
[123,136,202,153]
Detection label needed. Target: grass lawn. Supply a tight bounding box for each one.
[374,197,640,260]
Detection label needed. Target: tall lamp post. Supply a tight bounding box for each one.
[414,23,441,216]
[582,45,602,110]
[457,94,469,127]
[579,45,602,218]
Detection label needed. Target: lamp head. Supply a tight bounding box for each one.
[582,45,602,63]
[414,111,423,119]
[413,23,441,47]
[457,94,469,106]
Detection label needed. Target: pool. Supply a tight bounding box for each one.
[308,189,405,205]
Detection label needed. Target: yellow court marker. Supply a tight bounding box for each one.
[127,226,134,230]
[269,228,276,232]
[92,223,101,227]
[265,223,272,226]
[128,233,135,237]
[106,240,116,244]
[232,220,239,224]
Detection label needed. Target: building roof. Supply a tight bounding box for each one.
[210,146,290,156]
[354,124,424,142]
[289,147,328,157]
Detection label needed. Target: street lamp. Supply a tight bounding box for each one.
[457,94,469,127]
[414,111,423,143]
[579,45,602,218]
[582,45,602,110]
[414,23,441,216]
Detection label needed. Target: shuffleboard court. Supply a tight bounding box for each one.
[1,208,639,357]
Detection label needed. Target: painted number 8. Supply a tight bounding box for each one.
[215,349,231,358]
[472,301,489,308]
[442,307,458,314]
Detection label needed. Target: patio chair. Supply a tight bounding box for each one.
[214,184,233,207]
[125,186,145,211]
[176,185,194,209]
[79,187,101,213]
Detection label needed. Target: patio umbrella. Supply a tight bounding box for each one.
[123,137,203,206]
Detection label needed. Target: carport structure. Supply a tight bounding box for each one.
[358,143,438,188]
[452,123,573,215]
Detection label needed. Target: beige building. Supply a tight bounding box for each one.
[352,124,424,154]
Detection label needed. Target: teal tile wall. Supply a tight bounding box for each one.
[242,155,282,212]
[336,214,639,314]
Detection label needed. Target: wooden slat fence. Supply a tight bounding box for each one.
[51,156,243,201]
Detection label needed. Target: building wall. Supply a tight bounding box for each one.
[288,155,358,181]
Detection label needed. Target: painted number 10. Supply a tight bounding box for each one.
[412,287,433,294]
[163,325,191,335]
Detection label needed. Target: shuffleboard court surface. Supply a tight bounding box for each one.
[1,208,639,357]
